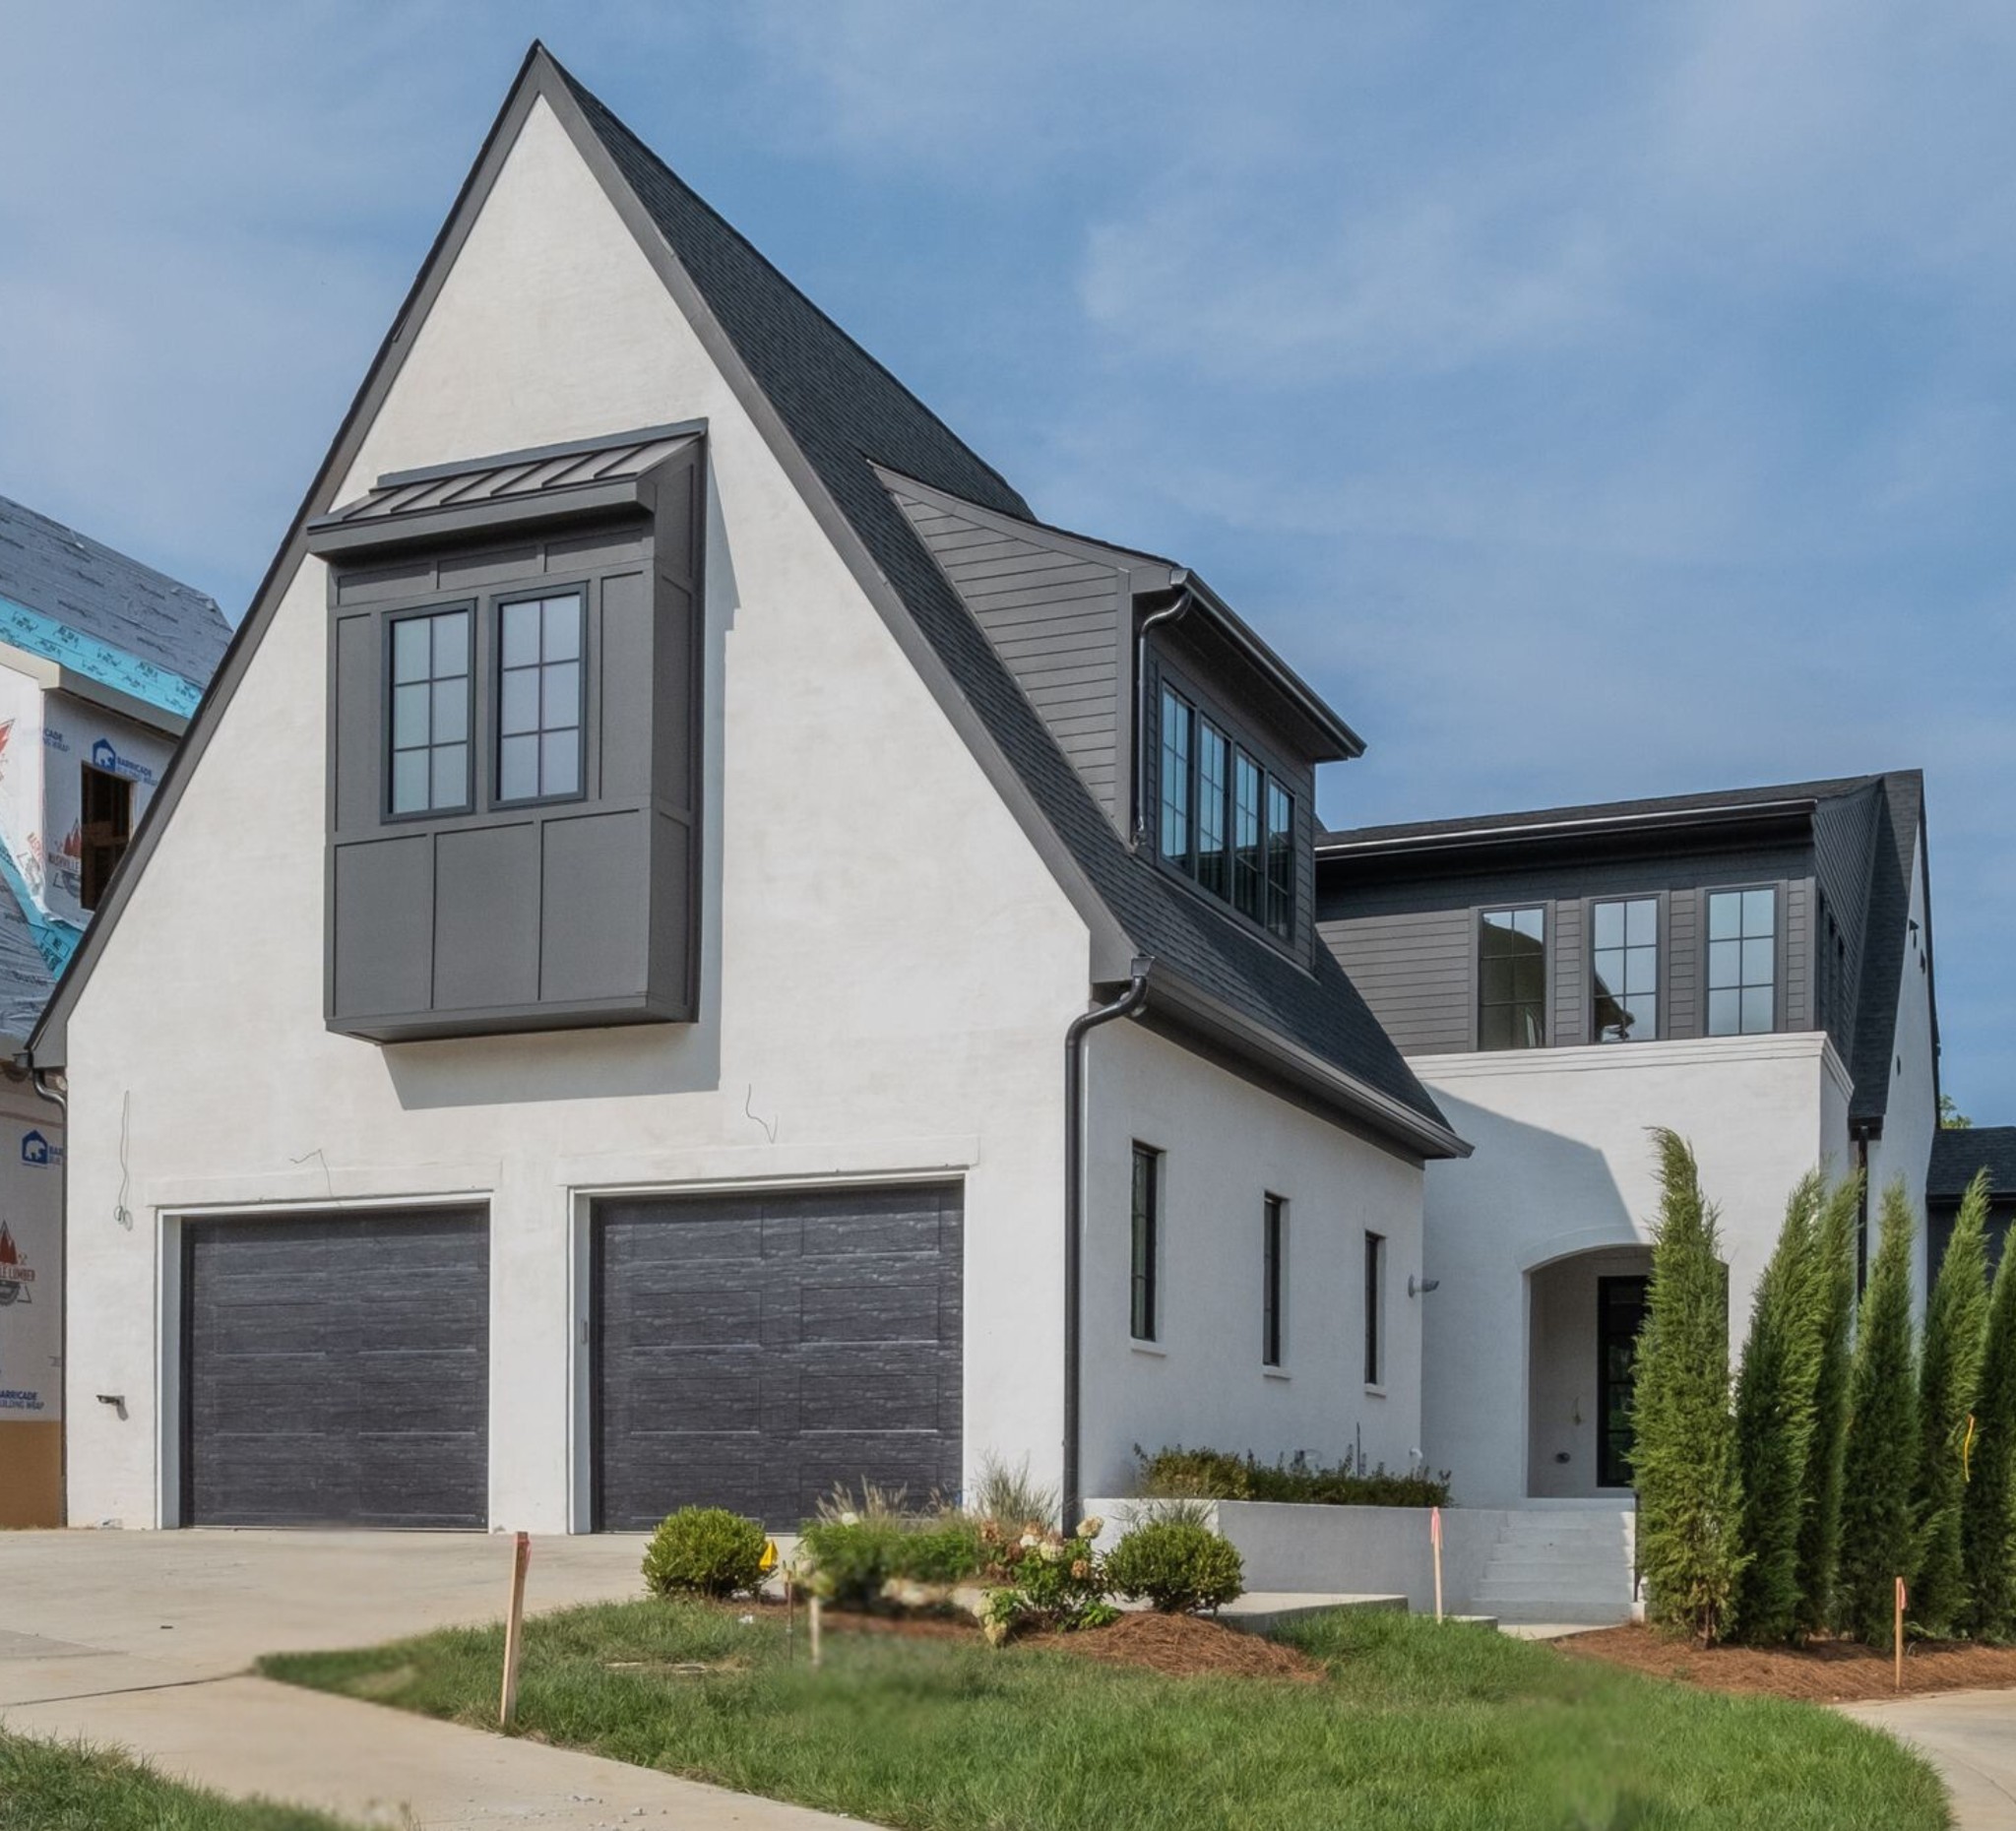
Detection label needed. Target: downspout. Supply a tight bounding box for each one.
[1130,579,1192,849]
[1063,961,1152,1531]
[1853,1131,1871,1294]
[26,1061,65,1527]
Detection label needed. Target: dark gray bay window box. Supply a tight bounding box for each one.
[306,424,705,1042]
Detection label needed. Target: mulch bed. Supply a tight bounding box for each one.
[1034,1611,1326,1682]
[1560,1621,2016,1702]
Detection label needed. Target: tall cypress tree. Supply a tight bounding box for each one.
[1838,1180,1922,1646]
[1631,1128,1745,1644]
[1732,1173,1826,1644]
[1917,1171,1990,1634]
[1795,1173,1861,1637]
[1965,1192,2016,1638]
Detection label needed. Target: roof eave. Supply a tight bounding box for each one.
[1319,796,1823,860]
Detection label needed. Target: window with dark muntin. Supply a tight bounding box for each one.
[1262,1193,1286,1368]
[1157,684,1296,942]
[1363,1230,1385,1387]
[388,606,472,816]
[1707,887,1777,1036]
[1592,896,1659,1042]
[496,590,585,804]
[1479,906,1546,1049]
[1131,1142,1161,1343]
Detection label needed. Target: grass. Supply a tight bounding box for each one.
[261,1602,1948,1830]
[0,1734,361,1831]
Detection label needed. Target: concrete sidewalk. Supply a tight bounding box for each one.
[0,1530,862,1830]
[1840,1689,2016,1830]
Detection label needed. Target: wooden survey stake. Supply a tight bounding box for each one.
[1431,1506,1445,1623]
[1894,1576,1907,1692]
[809,1594,824,1669]
[500,1531,533,1727]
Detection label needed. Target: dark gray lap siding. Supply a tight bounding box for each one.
[593,1182,963,1531]
[180,1210,488,1529]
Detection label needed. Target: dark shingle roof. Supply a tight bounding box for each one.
[1322,770,1928,1133]
[1929,1127,2016,1203]
[0,495,229,685]
[0,881,54,1043]
[555,62,1451,1147]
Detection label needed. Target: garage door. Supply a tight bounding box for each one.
[180,1209,488,1529]
[593,1182,962,1530]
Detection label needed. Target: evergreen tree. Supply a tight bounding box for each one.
[1838,1180,1922,1645]
[1917,1171,1990,1634]
[1963,1180,2016,1637]
[1631,1128,1745,1643]
[1795,1173,1861,1637]
[1732,1173,1826,1644]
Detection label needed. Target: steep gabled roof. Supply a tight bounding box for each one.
[31,44,1460,1159]
[0,494,229,700]
[1928,1126,2016,1204]
[1320,770,1931,1133]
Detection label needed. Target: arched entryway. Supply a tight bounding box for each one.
[1527,1245,1654,1498]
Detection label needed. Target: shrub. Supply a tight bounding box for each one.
[968,1454,1058,1533]
[1732,1173,1827,1645]
[795,1515,983,1609]
[641,1506,770,1599]
[1965,1184,2016,1637]
[1838,1180,1922,1646]
[1916,1170,1990,1635]
[1795,1173,1860,1636]
[1103,1519,1244,1613]
[977,1519,1114,1641]
[1135,1445,1452,1509]
[1631,1129,1745,1645]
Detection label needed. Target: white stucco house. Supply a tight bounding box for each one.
[1321,774,1938,1510]
[0,494,228,1525]
[33,45,1466,1536]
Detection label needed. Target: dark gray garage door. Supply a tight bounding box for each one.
[593,1182,962,1530]
[180,1209,488,1529]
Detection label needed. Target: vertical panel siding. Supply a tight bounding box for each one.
[1551,899,1583,1046]
[1668,889,1700,1039]
[891,491,1125,821]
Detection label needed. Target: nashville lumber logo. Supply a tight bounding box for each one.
[0,1223,33,1306]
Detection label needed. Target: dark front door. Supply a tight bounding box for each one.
[592,1181,963,1531]
[1597,1274,1649,1489]
[181,1209,489,1528]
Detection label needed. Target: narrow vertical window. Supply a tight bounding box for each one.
[1363,1231,1385,1386]
[1262,1194,1287,1368]
[1232,748,1263,918]
[1479,907,1546,1048]
[388,607,472,815]
[497,592,584,803]
[78,763,132,911]
[1707,887,1776,1036]
[1131,1142,1161,1343]
[1195,718,1228,897]
[1264,780,1294,939]
[1592,897,1659,1042]
[1158,690,1192,872]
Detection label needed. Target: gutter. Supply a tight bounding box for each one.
[1130,582,1191,848]
[1317,798,1823,859]
[1062,961,1152,1530]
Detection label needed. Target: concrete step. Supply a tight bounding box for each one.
[1219,1592,1408,1635]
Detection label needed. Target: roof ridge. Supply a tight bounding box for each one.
[545,52,1033,522]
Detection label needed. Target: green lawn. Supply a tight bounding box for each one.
[0,1735,358,1831]
[261,1602,1948,1830]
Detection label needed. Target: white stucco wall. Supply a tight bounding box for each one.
[1867,831,1938,1308]
[1080,1020,1426,1496]
[1415,1033,1853,1507]
[59,96,1102,1531]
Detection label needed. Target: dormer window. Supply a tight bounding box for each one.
[1157,683,1297,943]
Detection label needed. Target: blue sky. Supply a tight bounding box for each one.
[5,2,2015,1112]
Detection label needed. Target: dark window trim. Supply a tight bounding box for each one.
[1363,1230,1385,1388]
[1587,891,1665,1045]
[1131,1142,1161,1345]
[383,599,477,823]
[1703,880,1784,1038]
[491,579,593,812]
[1262,1192,1287,1368]
[1151,653,1304,955]
[1475,903,1550,1052]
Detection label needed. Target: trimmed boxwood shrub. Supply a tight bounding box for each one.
[642,1506,769,1599]
[1136,1444,1451,1508]
[1104,1519,1243,1613]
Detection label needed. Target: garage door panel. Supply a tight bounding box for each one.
[182,1209,487,1530]
[595,1183,962,1531]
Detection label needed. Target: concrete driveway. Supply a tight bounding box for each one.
[1840,1690,2016,1831]
[0,1529,857,1830]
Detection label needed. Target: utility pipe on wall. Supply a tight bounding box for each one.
[1062,961,1152,1531]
